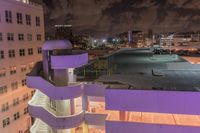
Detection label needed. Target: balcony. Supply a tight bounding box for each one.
[27,62,83,100]
[28,90,84,129]
[51,53,88,69]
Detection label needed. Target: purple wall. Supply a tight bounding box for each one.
[106,121,200,133]
[29,105,84,129]
[85,113,107,126]
[84,84,106,97]
[51,53,88,69]
[106,89,200,115]
[27,76,82,100]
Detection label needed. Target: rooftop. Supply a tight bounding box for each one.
[97,49,200,92]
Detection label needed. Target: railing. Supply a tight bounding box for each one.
[51,53,88,69]
[28,90,84,129]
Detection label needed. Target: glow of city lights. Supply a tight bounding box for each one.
[102,39,107,43]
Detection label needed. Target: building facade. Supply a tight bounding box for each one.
[27,41,200,133]
[0,0,44,132]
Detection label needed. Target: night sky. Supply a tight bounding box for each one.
[43,0,200,36]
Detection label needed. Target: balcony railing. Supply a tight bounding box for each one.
[51,53,88,69]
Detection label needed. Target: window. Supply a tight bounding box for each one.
[18,34,24,41]
[1,102,9,112]
[36,34,41,41]
[11,82,18,90]
[19,49,25,56]
[37,47,42,54]
[10,66,17,75]
[0,32,2,41]
[0,86,7,95]
[24,107,29,114]
[2,117,10,128]
[27,34,32,41]
[0,51,4,59]
[36,16,40,26]
[5,10,12,23]
[16,13,23,24]
[21,65,26,72]
[25,14,31,25]
[21,79,26,86]
[0,69,6,78]
[28,48,33,55]
[13,98,19,106]
[13,112,20,120]
[31,90,35,96]
[8,50,15,58]
[29,62,34,70]
[23,93,28,101]
[7,33,14,41]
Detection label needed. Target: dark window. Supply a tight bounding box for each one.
[0,33,2,41]
[36,34,41,41]
[0,51,4,59]
[37,47,42,54]
[18,34,24,41]
[13,112,20,120]
[25,14,31,25]
[19,49,25,56]
[8,50,15,58]
[28,48,33,55]
[36,16,40,26]
[16,13,23,24]
[5,10,12,23]
[0,86,7,95]
[21,79,26,86]
[7,33,14,41]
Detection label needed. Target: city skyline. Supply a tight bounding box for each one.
[43,0,200,36]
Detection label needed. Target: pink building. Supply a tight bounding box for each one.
[0,0,44,132]
[27,40,200,133]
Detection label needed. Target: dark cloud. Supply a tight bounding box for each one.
[43,0,200,36]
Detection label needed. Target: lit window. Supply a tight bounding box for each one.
[27,34,32,41]
[11,82,18,90]
[18,34,24,41]
[0,85,7,95]
[28,48,33,55]
[5,10,12,23]
[2,117,10,128]
[13,98,19,106]
[10,66,17,75]
[23,93,29,101]
[1,102,9,112]
[24,107,29,114]
[0,69,6,78]
[21,65,26,72]
[16,13,23,24]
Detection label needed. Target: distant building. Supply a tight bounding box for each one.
[55,25,73,40]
